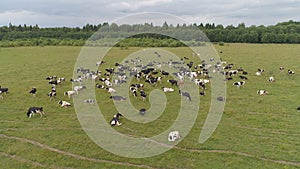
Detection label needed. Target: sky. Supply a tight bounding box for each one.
[0,0,299,27]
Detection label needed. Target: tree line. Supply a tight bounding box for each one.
[0,20,299,47]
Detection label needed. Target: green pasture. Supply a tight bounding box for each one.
[0,44,299,168]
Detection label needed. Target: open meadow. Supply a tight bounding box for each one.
[0,44,300,168]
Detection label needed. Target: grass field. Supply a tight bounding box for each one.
[0,44,300,169]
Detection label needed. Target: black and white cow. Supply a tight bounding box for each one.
[167,79,178,86]
[233,81,246,87]
[58,100,71,107]
[255,69,265,76]
[110,113,123,126]
[162,87,174,92]
[96,84,105,89]
[268,76,275,82]
[106,87,116,93]
[288,69,295,74]
[257,90,269,95]
[129,86,137,97]
[179,90,191,101]
[140,90,147,101]
[161,70,169,77]
[48,80,58,86]
[27,107,45,118]
[0,86,8,94]
[168,131,180,142]
[47,91,56,100]
[29,87,37,96]
[64,90,76,98]
[239,75,248,80]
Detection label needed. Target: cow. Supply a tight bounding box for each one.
[27,107,45,118]
[110,113,123,126]
[168,131,180,142]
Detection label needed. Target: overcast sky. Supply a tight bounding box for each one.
[0,0,299,27]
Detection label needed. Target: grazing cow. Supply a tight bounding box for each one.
[228,70,238,76]
[268,76,275,82]
[0,86,9,94]
[110,96,126,101]
[225,77,233,81]
[239,75,248,80]
[129,86,137,97]
[104,79,112,87]
[255,69,265,76]
[162,87,174,92]
[200,91,205,96]
[237,67,244,71]
[179,90,191,101]
[168,131,180,142]
[187,62,193,68]
[64,90,76,98]
[288,69,295,74]
[223,64,233,70]
[105,68,114,74]
[96,61,105,66]
[161,70,169,76]
[57,78,65,85]
[140,90,147,101]
[131,84,144,90]
[27,107,45,118]
[74,85,87,94]
[279,66,285,71]
[49,80,58,86]
[106,87,116,93]
[145,77,159,85]
[51,86,56,92]
[110,113,123,126]
[233,81,246,87]
[257,90,269,95]
[29,87,37,96]
[242,71,248,75]
[58,100,71,107]
[258,69,264,73]
[96,84,105,89]
[297,107,300,111]
[70,77,82,83]
[167,79,178,86]
[46,76,57,81]
[193,79,207,90]
[47,91,56,100]
[255,72,262,76]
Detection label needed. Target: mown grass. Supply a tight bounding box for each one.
[0,44,300,169]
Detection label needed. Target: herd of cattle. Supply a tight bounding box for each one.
[0,50,299,141]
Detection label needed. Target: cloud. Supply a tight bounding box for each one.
[0,10,104,27]
[107,0,173,11]
[0,0,299,27]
